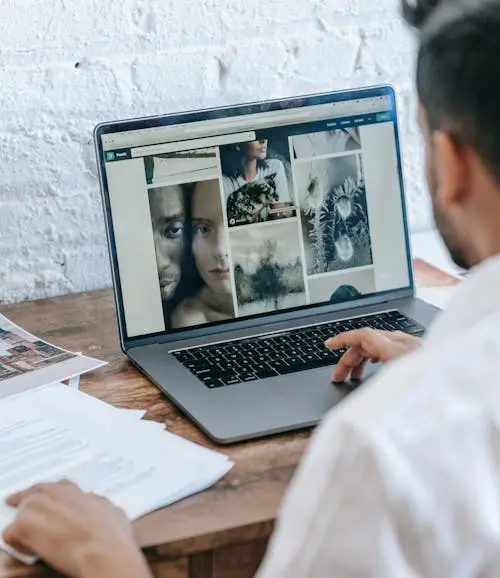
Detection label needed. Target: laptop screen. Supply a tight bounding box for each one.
[99,89,411,340]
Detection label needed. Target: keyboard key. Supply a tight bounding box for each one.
[193,368,212,376]
[278,358,329,374]
[267,359,289,369]
[208,380,225,388]
[318,349,336,359]
[197,373,224,387]
[303,358,335,370]
[173,350,191,361]
[185,360,211,371]
[255,367,279,379]
[273,364,299,375]
[393,318,424,333]
[260,347,274,354]
[221,376,241,386]
[404,325,425,334]
[238,373,258,382]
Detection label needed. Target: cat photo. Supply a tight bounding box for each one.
[226,174,279,226]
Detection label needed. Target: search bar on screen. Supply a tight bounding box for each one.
[180,107,332,135]
[131,131,256,158]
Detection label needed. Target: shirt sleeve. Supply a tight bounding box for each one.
[253,410,451,578]
[268,160,291,203]
[254,418,399,578]
[222,174,239,202]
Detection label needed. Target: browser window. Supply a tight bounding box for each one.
[101,94,410,339]
[101,96,391,150]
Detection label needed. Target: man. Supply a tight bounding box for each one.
[5,0,500,575]
[148,185,185,301]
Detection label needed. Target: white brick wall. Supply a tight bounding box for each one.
[0,0,431,304]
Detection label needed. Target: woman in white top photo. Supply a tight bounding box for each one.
[221,140,291,201]
[221,140,293,225]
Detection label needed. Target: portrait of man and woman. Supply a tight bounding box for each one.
[148,179,235,330]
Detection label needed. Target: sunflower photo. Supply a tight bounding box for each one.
[294,154,373,275]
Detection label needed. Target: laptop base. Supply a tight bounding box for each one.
[129,296,438,444]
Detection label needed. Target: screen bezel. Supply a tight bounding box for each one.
[94,84,415,352]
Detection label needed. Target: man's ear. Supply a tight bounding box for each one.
[432,131,468,209]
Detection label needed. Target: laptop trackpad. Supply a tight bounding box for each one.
[272,362,380,422]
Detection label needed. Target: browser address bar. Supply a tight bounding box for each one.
[131,131,256,158]
[180,106,333,135]
[176,101,389,139]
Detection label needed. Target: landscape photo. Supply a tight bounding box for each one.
[230,222,307,316]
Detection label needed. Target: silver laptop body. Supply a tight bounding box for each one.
[94,85,438,444]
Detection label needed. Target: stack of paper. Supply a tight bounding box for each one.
[0,384,232,564]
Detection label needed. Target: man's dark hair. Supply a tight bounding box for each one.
[402,0,500,182]
[402,0,442,26]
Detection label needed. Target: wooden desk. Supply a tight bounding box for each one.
[0,260,459,578]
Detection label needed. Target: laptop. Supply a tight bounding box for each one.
[94,85,439,444]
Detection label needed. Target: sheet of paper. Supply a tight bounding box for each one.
[39,384,162,428]
[118,408,148,420]
[0,386,230,563]
[31,384,165,429]
[0,315,105,400]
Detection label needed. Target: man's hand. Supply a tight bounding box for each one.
[326,329,423,383]
[2,480,152,578]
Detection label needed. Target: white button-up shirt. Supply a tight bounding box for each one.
[256,255,500,578]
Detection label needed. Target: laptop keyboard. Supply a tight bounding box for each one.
[172,310,424,389]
